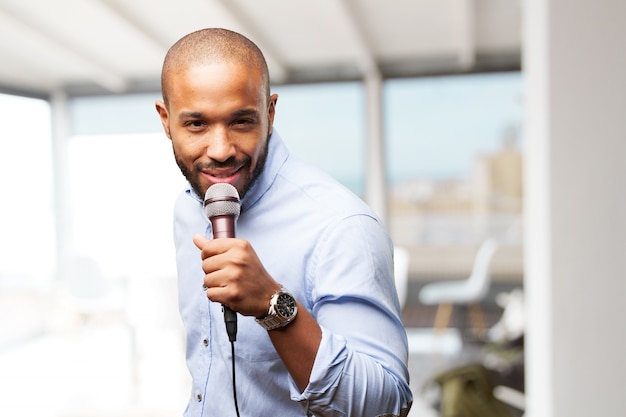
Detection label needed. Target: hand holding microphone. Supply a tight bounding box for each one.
[195,183,281,342]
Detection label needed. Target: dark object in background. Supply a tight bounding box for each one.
[429,363,516,417]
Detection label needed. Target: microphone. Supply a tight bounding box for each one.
[204,183,241,342]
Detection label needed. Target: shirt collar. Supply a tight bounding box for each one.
[240,129,289,213]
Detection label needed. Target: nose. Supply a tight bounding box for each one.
[206,127,236,162]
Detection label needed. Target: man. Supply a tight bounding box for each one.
[155,28,413,416]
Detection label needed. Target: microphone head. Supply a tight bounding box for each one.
[204,183,241,219]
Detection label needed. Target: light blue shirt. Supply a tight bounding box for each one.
[173,131,413,416]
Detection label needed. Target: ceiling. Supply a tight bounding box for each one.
[0,0,521,99]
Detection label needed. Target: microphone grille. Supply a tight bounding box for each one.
[204,183,241,219]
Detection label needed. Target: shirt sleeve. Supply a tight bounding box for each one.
[289,214,413,416]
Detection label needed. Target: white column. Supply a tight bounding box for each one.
[524,1,626,416]
[364,71,388,226]
[50,90,73,282]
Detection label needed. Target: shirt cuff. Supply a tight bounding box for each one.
[290,326,348,403]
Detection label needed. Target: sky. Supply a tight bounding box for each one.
[384,72,523,181]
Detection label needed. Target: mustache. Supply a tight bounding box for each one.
[194,157,250,171]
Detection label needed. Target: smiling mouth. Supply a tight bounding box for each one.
[201,167,242,184]
[196,158,249,185]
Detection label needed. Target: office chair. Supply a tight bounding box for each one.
[418,239,499,337]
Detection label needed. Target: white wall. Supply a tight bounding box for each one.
[524,1,626,416]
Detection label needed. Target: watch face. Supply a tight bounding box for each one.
[276,293,297,318]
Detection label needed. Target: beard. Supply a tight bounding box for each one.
[173,134,270,202]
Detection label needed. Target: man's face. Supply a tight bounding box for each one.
[156,61,277,200]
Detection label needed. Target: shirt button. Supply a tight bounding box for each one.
[203,338,209,346]
[197,393,202,402]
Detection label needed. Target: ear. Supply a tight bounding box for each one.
[155,100,171,139]
[267,93,278,135]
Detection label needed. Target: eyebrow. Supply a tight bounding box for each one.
[232,108,259,118]
[179,111,203,119]
[178,108,259,120]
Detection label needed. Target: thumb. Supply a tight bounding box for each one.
[193,233,210,250]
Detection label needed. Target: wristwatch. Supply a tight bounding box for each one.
[255,287,298,330]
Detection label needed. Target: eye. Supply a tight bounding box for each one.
[184,120,206,130]
[231,118,256,130]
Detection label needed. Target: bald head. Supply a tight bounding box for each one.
[161,28,270,106]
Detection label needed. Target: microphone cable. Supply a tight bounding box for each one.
[224,307,240,416]
[230,340,241,417]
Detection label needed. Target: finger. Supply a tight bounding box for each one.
[204,285,229,302]
[193,233,210,250]
[194,233,236,259]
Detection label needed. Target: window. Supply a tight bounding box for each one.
[385,72,524,284]
[0,93,54,345]
[272,82,366,196]
[0,94,55,280]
